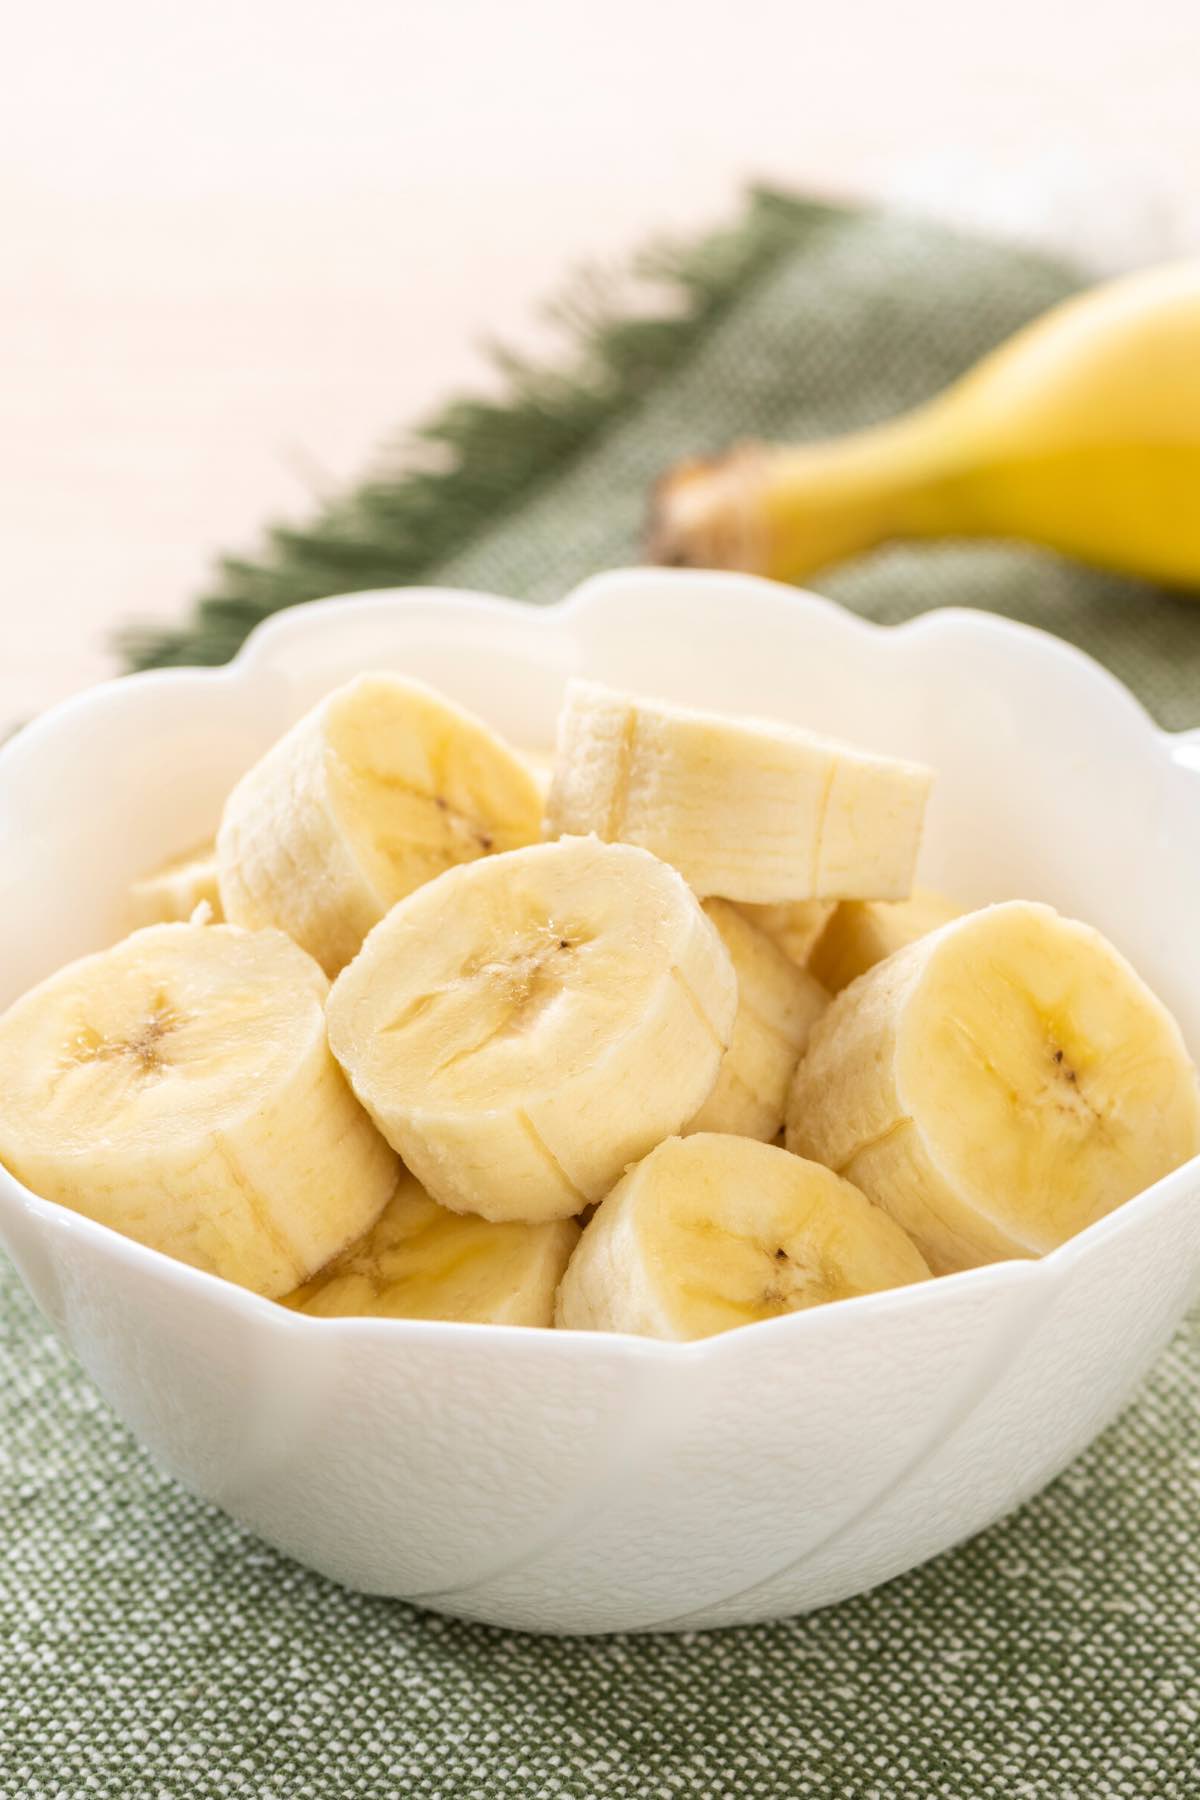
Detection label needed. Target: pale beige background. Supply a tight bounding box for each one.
[3,0,1199,727]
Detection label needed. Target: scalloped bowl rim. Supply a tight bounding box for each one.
[2,568,1197,1366]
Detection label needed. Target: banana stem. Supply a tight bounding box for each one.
[649,415,949,581]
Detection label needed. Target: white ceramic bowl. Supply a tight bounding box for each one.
[3,569,1200,1637]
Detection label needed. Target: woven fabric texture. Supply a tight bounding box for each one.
[2,194,1198,1797]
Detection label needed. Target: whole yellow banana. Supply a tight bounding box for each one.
[649,261,1200,591]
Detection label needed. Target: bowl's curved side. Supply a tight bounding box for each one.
[0,1184,666,1604]
[410,1260,1047,1634]
[7,1163,1198,1636]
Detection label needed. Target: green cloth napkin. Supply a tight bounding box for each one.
[4,192,1199,1798]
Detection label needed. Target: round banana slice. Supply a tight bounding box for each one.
[808,888,962,994]
[686,900,829,1141]
[544,678,933,903]
[555,1133,931,1340]
[326,837,738,1223]
[218,674,543,976]
[732,899,836,966]
[787,900,1200,1273]
[284,1168,579,1327]
[128,840,223,927]
[0,923,398,1298]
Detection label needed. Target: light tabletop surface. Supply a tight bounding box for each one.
[4,0,1199,728]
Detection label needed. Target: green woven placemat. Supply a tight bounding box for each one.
[4,191,1199,1798]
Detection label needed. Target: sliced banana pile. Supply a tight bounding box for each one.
[2,666,1196,1340]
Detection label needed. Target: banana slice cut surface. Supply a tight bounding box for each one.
[218,673,542,975]
[285,1168,579,1326]
[0,923,398,1296]
[544,679,933,903]
[555,1133,931,1340]
[327,836,738,1223]
[686,900,829,1141]
[788,901,1200,1272]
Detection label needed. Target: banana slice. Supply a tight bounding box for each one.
[326,836,738,1223]
[128,841,223,927]
[732,899,836,966]
[218,674,543,975]
[787,901,1200,1273]
[686,900,829,1140]
[555,1133,931,1340]
[544,679,933,903]
[284,1168,579,1326]
[0,924,398,1297]
[808,888,963,993]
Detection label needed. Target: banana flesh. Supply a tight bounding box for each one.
[787,901,1200,1273]
[218,674,543,976]
[687,900,829,1141]
[808,889,962,993]
[326,836,738,1223]
[128,841,223,927]
[555,1133,931,1340]
[285,1167,579,1326]
[544,680,933,904]
[0,923,398,1296]
[732,899,836,967]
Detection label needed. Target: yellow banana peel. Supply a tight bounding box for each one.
[649,261,1200,592]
